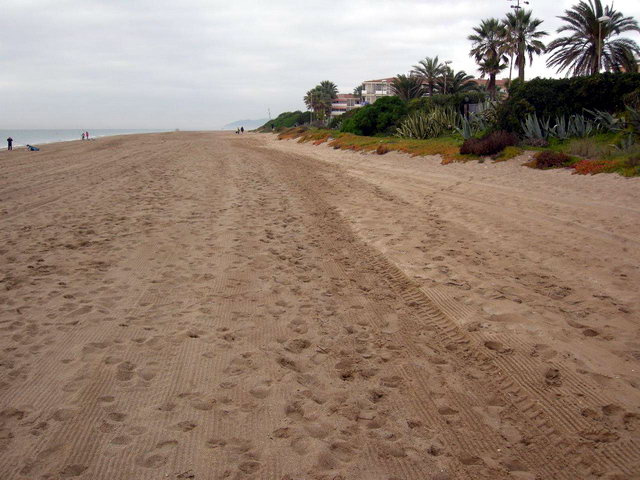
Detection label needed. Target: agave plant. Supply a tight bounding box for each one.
[612,134,637,152]
[457,117,474,139]
[396,107,462,139]
[522,113,546,139]
[585,109,624,133]
[553,115,569,140]
[456,115,489,139]
[626,106,640,137]
[569,114,594,137]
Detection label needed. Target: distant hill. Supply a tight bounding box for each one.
[221,118,269,130]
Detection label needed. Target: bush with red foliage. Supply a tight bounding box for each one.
[572,159,612,175]
[532,151,572,169]
[460,131,520,156]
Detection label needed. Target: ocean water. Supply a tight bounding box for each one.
[0,129,170,149]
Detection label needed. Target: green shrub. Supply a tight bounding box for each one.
[341,96,407,136]
[623,89,640,109]
[329,109,358,130]
[262,111,311,130]
[498,73,640,132]
[496,99,535,133]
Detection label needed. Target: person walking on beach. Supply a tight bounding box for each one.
[6,137,13,150]
[82,132,85,140]
[240,126,244,134]
[85,131,89,140]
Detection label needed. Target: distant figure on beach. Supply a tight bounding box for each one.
[85,131,89,140]
[271,123,275,130]
[82,132,85,140]
[236,128,240,134]
[240,126,244,134]
[6,137,13,150]
[26,144,39,151]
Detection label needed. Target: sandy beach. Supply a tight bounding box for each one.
[1,131,639,479]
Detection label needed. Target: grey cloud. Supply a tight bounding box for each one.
[1,0,638,129]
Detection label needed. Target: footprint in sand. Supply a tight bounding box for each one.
[135,440,178,469]
[59,464,88,478]
[173,421,197,432]
[107,412,127,422]
[115,361,136,381]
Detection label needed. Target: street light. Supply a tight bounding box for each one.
[443,60,452,95]
[508,0,529,10]
[597,15,611,74]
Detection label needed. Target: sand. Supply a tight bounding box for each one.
[0,131,638,479]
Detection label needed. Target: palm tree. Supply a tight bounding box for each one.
[546,0,640,76]
[620,51,639,73]
[436,70,479,94]
[318,80,338,99]
[391,74,424,101]
[303,81,339,123]
[304,87,323,122]
[411,56,444,96]
[353,84,364,101]
[468,18,509,99]
[503,9,547,82]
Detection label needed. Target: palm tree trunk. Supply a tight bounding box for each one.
[508,52,514,84]
[518,42,525,82]
[489,74,496,100]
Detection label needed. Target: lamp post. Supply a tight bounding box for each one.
[597,15,611,74]
[443,60,452,95]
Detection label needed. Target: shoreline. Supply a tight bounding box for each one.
[0,130,224,151]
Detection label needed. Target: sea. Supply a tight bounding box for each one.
[0,129,171,149]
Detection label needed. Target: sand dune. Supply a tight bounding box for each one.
[0,131,638,479]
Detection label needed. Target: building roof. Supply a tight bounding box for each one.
[473,78,510,88]
[362,77,395,83]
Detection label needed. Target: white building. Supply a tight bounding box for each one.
[330,94,363,118]
[362,78,395,104]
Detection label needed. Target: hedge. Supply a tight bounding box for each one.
[261,111,311,129]
[497,73,640,132]
[340,96,407,136]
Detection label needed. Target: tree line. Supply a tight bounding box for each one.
[302,0,639,119]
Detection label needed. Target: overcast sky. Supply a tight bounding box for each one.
[1,0,639,129]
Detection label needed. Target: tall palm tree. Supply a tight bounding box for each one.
[318,80,338,99]
[304,87,324,121]
[411,56,444,96]
[503,9,547,82]
[436,70,479,94]
[546,0,640,76]
[468,18,509,99]
[391,74,424,101]
[303,81,339,123]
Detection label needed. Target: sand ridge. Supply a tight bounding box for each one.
[0,131,639,479]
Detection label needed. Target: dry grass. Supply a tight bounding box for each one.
[277,128,462,162]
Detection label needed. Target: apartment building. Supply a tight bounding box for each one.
[330,94,363,118]
[362,78,395,104]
